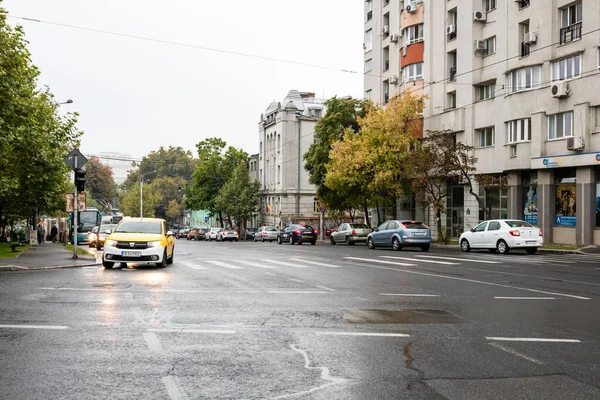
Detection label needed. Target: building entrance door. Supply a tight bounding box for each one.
[446,185,464,238]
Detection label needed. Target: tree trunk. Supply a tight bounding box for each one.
[363,203,371,228]
[392,197,398,220]
[218,211,224,228]
[436,209,443,242]
[376,202,381,226]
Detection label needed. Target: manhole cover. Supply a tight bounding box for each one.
[343,309,464,324]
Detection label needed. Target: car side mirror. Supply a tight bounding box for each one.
[105,229,112,234]
[470,228,475,232]
[374,228,379,232]
[167,231,174,236]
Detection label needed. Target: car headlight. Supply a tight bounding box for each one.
[105,239,117,247]
[147,241,162,248]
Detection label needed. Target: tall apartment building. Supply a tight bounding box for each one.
[97,152,136,185]
[365,0,600,245]
[256,90,326,228]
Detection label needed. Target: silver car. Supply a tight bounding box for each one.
[207,228,223,241]
[330,223,371,245]
[254,226,279,242]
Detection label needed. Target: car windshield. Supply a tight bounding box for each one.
[266,227,278,232]
[505,220,533,228]
[350,224,369,229]
[115,221,162,234]
[99,224,116,232]
[401,221,428,229]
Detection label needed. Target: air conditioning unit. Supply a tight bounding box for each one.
[406,3,417,13]
[474,40,487,52]
[473,11,486,22]
[446,24,456,35]
[383,25,390,34]
[390,76,399,85]
[566,136,584,151]
[390,34,399,43]
[524,32,537,44]
[551,81,570,98]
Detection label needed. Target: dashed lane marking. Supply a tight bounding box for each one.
[0,324,69,330]
[290,259,342,268]
[205,260,244,270]
[344,257,416,267]
[143,332,164,351]
[486,337,581,343]
[381,256,459,265]
[316,331,410,337]
[267,291,328,294]
[316,286,336,292]
[288,278,304,283]
[147,328,236,334]
[494,297,555,300]
[261,259,310,268]
[162,376,189,400]
[414,255,502,264]
[488,342,544,365]
[237,260,277,269]
[379,293,439,297]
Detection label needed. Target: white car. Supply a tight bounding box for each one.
[254,226,279,242]
[459,219,543,254]
[207,228,223,241]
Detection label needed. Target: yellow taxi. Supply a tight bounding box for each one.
[102,218,175,269]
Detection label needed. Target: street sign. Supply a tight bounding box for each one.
[66,193,74,212]
[64,148,88,171]
[77,192,86,211]
[205,216,209,223]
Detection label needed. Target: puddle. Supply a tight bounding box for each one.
[343,309,464,324]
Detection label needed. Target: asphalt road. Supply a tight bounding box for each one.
[1,238,600,399]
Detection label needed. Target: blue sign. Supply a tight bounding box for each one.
[525,214,538,225]
[205,216,209,223]
[555,216,576,226]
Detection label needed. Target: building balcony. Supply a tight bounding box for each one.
[560,22,582,45]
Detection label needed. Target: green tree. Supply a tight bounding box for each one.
[214,163,261,237]
[165,199,182,223]
[85,157,116,210]
[122,146,196,190]
[0,8,82,238]
[303,97,370,221]
[119,183,160,218]
[150,176,187,219]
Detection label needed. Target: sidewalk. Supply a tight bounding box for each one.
[0,242,98,271]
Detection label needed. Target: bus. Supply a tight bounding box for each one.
[70,208,102,244]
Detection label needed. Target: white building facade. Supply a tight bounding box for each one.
[256,90,325,228]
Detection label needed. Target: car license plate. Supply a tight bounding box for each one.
[413,232,425,236]
[122,251,141,257]
[526,241,536,245]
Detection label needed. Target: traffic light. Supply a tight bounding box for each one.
[178,187,182,193]
[74,168,87,192]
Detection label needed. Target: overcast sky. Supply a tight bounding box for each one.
[4,0,363,159]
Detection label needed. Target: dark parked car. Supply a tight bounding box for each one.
[367,220,431,251]
[95,224,117,250]
[277,224,318,245]
[245,228,257,240]
[191,228,207,241]
[325,226,338,237]
[177,229,189,239]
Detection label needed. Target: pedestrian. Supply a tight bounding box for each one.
[50,225,58,243]
[37,223,44,245]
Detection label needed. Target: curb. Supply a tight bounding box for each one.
[431,244,587,255]
[0,263,99,272]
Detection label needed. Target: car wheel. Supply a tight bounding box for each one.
[420,244,430,252]
[102,259,114,269]
[392,237,402,251]
[367,237,375,250]
[270,240,273,242]
[311,240,316,246]
[277,236,282,244]
[261,236,265,242]
[156,250,168,268]
[330,236,336,245]
[488,249,497,253]
[496,240,510,254]
[525,247,537,255]
[289,236,294,245]
[235,239,238,242]
[460,239,471,252]
[345,236,350,244]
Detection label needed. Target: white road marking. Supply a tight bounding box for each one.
[357,297,369,301]
[263,272,277,276]
[237,260,277,269]
[0,324,69,330]
[316,331,410,337]
[147,328,236,334]
[205,260,243,270]
[143,332,163,351]
[381,256,459,265]
[267,291,328,294]
[262,259,309,268]
[488,342,544,365]
[343,258,591,300]
[379,293,439,297]
[415,255,501,264]
[291,259,342,268]
[450,266,600,288]
[494,297,555,300]
[178,261,207,270]
[271,344,347,399]
[288,278,304,283]
[162,376,189,400]
[316,286,336,292]
[344,257,416,267]
[486,337,581,343]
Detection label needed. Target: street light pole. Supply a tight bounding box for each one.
[139,170,157,218]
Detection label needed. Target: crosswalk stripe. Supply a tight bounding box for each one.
[178,261,207,270]
[415,255,501,264]
[261,259,309,268]
[205,260,244,270]
[237,260,277,269]
[344,257,417,267]
[381,256,459,265]
[290,259,342,268]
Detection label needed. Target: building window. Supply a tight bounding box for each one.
[555,169,576,226]
[476,83,496,101]
[476,127,495,148]
[522,172,538,224]
[482,36,496,57]
[447,91,456,109]
[447,9,457,40]
[548,111,574,140]
[402,62,423,82]
[365,29,372,52]
[403,24,424,45]
[506,65,542,93]
[596,168,600,227]
[383,46,390,72]
[277,165,281,184]
[277,134,281,151]
[485,0,497,12]
[383,80,390,103]
[592,106,600,133]
[366,0,372,21]
[517,0,530,10]
[383,13,390,37]
[507,118,531,143]
[552,54,581,82]
[365,89,372,100]
[448,51,457,81]
[560,2,582,44]
[520,21,530,57]
[365,59,372,73]
[478,178,508,221]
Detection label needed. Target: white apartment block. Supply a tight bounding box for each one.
[365,0,600,245]
[97,152,136,185]
[255,90,326,228]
